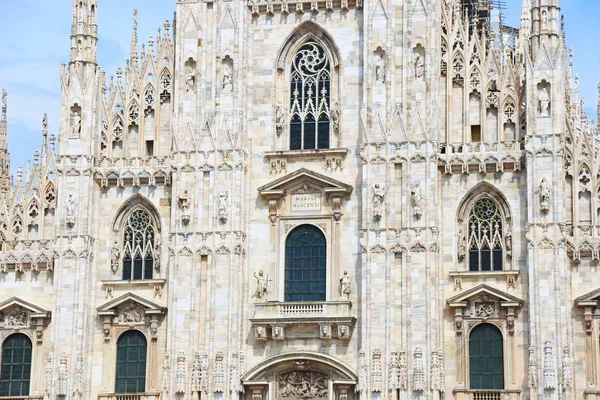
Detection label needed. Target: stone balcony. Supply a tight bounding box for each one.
[453,389,521,400]
[250,301,356,341]
[438,140,524,174]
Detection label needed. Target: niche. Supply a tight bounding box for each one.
[537,80,551,117]
[221,56,233,92]
[413,44,425,81]
[374,47,386,84]
[184,58,197,93]
[70,104,82,138]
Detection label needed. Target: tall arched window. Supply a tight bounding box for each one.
[115,331,147,393]
[122,209,155,280]
[290,41,331,150]
[285,225,326,302]
[469,324,504,390]
[467,197,504,271]
[0,334,32,396]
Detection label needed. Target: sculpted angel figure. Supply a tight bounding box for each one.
[254,270,267,301]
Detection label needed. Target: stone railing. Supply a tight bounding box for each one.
[250,301,355,340]
[0,396,44,400]
[454,389,521,400]
[98,393,159,400]
[472,392,502,400]
[438,140,524,174]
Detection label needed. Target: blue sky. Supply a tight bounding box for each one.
[0,0,598,172]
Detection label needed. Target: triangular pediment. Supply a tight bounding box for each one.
[97,292,165,315]
[574,288,600,307]
[257,168,353,198]
[0,297,51,318]
[447,284,523,308]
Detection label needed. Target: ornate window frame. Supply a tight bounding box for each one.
[447,284,522,392]
[97,292,166,395]
[255,169,355,340]
[273,21,342,152]
[455,183,514,275]
[110,195,163,281]
[0,297,51,397]
[575,288,600,390]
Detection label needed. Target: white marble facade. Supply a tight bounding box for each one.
[0,0,598,399]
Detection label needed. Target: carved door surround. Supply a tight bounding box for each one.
[447,284,523,393]
[575,288,600,392]
[241,352,356,400]
[97,292,166,395]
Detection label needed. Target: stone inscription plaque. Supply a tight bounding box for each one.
[291,193,321,212]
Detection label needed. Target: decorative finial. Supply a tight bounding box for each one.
[34,151,39,166]
[42,113,48,136]
[16,166,22,183]
[1,89,6,114]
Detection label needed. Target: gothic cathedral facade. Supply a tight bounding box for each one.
[0,0,598,399]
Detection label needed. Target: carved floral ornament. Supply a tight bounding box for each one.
[0,297,51,343]
[447,284,523,336]
[257,168,353,224]
[97,292,165,341]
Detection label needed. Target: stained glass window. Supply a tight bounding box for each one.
[469,324,504,390]
[468,198,504,271]
[115,331,147,393]
[0,334,32,397]
[122,209,155,280]
[290,42,331,150]
[285,225,326,302]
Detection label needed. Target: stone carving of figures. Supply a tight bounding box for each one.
[154,236,161,271]
[411,181,423,218]
[415,55,424,80]
[505,227,513,258]
[110,241,120,273]
[330,100,340,133]
[218,191,229,222]
[373,184,385,210]
[375,53,385,83]
[222,63,233,92]
[71,110,81,138]
[413,347,424,391]
[339,270,352,299]
[543,341,557,390]
[562,346,573,389]
[541,10,548,30]
[186,64,195,92]
[539,178,551,213]
[178,190,190,211]
[254,270,267,301]
[457,229,466,261]
[57,355,68,396]
[275,102,285,133]
[66,194,76,226]
[539,86,550,116]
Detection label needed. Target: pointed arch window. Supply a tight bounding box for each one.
[285,224,326,302]
[469,323,504,390]
[467,197,505,271]
[122,209,155,280]
[289,42,331,150]
[115,331,147,393]
[0,333,32,397]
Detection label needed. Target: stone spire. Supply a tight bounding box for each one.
[70,0,98,64]
[130,8,139,70]
[597,83,600,130]
[0,89,10,202]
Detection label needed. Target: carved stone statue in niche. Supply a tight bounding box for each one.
[186,64,195,92]
[539,86,550,117]
[178,190,191,224]
[218,191,229,222]
[275,102,285,134]
[154,236,161,271]
[538,178,551,213]
[330,100,340,133]
[71,110,81,138]
[222,61,233,92]
[66,193,76,226]
[411,181,423,218]
[505,227,513,258]
[254,270,268,301]
[415,55,425,80]
[111,241,120,273]
[278,371,328,399]
[373,184,385,221]
[541,10,548,30]
[375,52,386,83]
[339,270,352,300]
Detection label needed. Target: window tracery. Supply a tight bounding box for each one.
[467,198,505,271]
[289,42,331,150]
[122,209,156,280]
